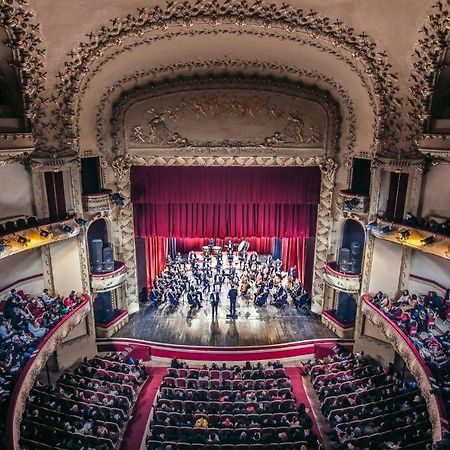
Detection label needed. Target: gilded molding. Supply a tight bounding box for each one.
[0,1,48,144]
[94,60,356,161]
[408,0,450,146]
[52,0,399,155]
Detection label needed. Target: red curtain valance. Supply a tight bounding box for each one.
[131,166,320,205]
[132,166,321,239]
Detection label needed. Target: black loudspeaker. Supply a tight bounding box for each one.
[336,293,357,324]
[351,241,361,257]
[91,239,103,273]
[102,246,114,272]
[338,247,350,272]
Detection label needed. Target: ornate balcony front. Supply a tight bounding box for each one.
[361,294,447,442]
[338,189,369,214]
[370,218,450,261]
[82,190,112,214]
[90,261,127,292]
[0,218,80,260]
[7,295,91,450]
[417,133,450,163]
[323,261,361,293]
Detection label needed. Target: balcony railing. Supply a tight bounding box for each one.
[0,217,80,260]
[338,189,369,214]
[90,261,127,292]
[323,261,361,293]
[370,218,450,261]
[82,190,112,214]
[6,295,91,450]
[361,294,447,442]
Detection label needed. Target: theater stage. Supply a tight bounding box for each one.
[115,255,335,347]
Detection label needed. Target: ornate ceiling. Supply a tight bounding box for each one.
[1,0,449,160]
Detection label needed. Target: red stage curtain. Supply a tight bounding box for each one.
[281,237,316,292]
[144,237,168,287]
[132,166,320,239]
[282,237,307,285]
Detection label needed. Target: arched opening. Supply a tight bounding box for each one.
[0,27,24,131]
[87,219,113,274]
[338,219,365,276]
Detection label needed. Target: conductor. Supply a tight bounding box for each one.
[210,291,220,318]
[228,285,238,318]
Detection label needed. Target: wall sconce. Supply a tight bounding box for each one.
[421,236,435,246]
[17,235,30,246]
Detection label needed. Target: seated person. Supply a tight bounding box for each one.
[255,289,269,307]
[273,286,288,307]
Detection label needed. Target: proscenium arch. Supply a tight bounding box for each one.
[108,76,339,314]
[52,1,400,158]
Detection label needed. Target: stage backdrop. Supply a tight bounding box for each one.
[131,166,321,289]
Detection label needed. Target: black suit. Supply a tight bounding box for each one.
[210,292,220,317]
[228,288,238,316]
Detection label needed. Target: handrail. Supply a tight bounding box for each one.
[325,261,360,279]
[361,293,448,442]
[91,261,126,278]
[6,294,91,450]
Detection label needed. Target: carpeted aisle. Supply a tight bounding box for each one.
[285,366,323,443]
[119,367,167,450]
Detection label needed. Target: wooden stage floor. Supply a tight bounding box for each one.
[115,298,336,347]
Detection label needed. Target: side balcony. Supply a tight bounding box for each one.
[90,261,127,293]
[338,189,369,214]
[6,295,91,450]
[361,294,448,442]
[323,261,361,293]
[82,190,113,215]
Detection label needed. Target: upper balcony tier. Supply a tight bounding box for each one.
[0,217,81,260]
[90,261,127,292]
[324,261,361,293]
[338,189,369,214]
[370,218,450,261]
[361,294,447,442]
[6,295,91,450]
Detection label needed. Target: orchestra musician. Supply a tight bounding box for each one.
[228,285,238,317]
[210,290,220,318]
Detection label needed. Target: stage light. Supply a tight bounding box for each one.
[398,229,411,240]
[40,229,50,238]
[17,235,30,246]
[421,236,435,246]
[344,197,360,210]
[75,217,88,227]
[110,192,125,207]
[62,224,73,234]
[379,226,392,235]
[366,221,377,231]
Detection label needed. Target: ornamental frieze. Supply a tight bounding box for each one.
[126,89,325,150]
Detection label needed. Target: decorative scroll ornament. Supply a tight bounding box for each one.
[53,0,399,155]
[95,59,356,161]
[408,0,450,149]
[0,1,48,146]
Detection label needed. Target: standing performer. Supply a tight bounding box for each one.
[228,285,238,318]
[210,290,220,318]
